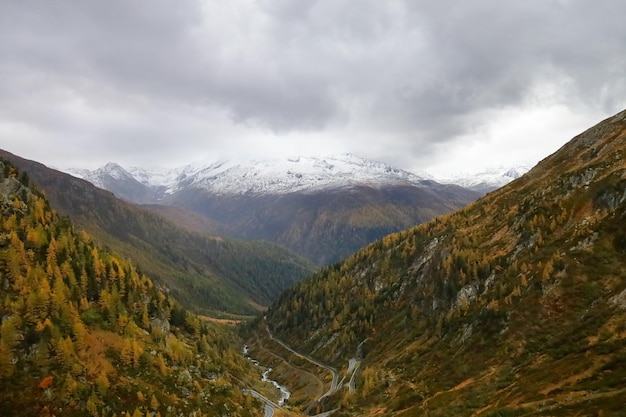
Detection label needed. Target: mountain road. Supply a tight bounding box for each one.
[265,326,339,400]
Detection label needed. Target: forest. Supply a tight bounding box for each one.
[0,160,263,416]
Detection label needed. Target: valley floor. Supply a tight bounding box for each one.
[245,322,359,416]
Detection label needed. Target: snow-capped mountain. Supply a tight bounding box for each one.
[435,165,532,194]
[67,156,533,199]
[68,154,432,200]
[68,162,137,188]
[66,162,156,204]
[65,154,480,265]
[174,154,430,195]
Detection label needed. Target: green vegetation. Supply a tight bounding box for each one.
[0,160,264,416]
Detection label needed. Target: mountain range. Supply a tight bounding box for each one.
[67,154,527,199]
[252,109,626,415]
[67,154,481,265]
[0,149,314,316]
[1,109,625,416]
[68,154,435,200]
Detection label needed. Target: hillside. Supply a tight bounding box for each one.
[173,182,477,266]
[257,109,626,416]
[0,160,265,416]
[0,150,314,316]
[69,155,479,265]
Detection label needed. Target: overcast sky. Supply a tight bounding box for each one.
[1,0,625,176]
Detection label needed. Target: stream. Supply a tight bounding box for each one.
[243,345,291,406]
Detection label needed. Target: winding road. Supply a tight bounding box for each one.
[265,326,339,400]
[243,389,280,417]
[255,325,358,416]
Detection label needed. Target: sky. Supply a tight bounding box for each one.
[1,0,625,176]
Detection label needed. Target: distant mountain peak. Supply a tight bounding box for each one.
[67,154,432,198]
[182,153,429,195]
[434,164,533,194]
[101,161,133,177]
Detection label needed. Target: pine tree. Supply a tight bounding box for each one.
[155,354,168,375]
[541,259,554,281]
[0,317,18,378]
[96,370,110,395]
[86,393,100,417]
[150,394,159,411]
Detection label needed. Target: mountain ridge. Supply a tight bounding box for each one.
[67,153,435,200]
[66,154,530,200]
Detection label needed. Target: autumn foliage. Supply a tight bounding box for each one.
[0,160,260,417]
[38,376,53,390]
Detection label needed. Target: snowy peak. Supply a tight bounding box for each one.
[183,154,428,195]
[501,166,529,180]
[67,162,136,188]
[99,162,134,180]
[435,164,532,194]
[67,154,430,198]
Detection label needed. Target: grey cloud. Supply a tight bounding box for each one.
[0,0,625,170]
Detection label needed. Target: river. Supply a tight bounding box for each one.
[243,345,291,406]
[262,368,291,405]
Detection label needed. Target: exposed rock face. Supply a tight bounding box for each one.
[150,318,170,335]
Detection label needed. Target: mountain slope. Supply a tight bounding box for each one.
[0,150,314,315]
[0,160,263,417]
[259,109,626,416]
[70,154,480,265]
[173,181,477,265]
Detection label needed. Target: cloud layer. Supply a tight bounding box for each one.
[1,0,625,172]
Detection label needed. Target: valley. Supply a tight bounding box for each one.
[3,2,625,416]
[243,322,351,416]
[1,109,625,416]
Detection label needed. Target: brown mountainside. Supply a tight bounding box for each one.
[259,109,626,416]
